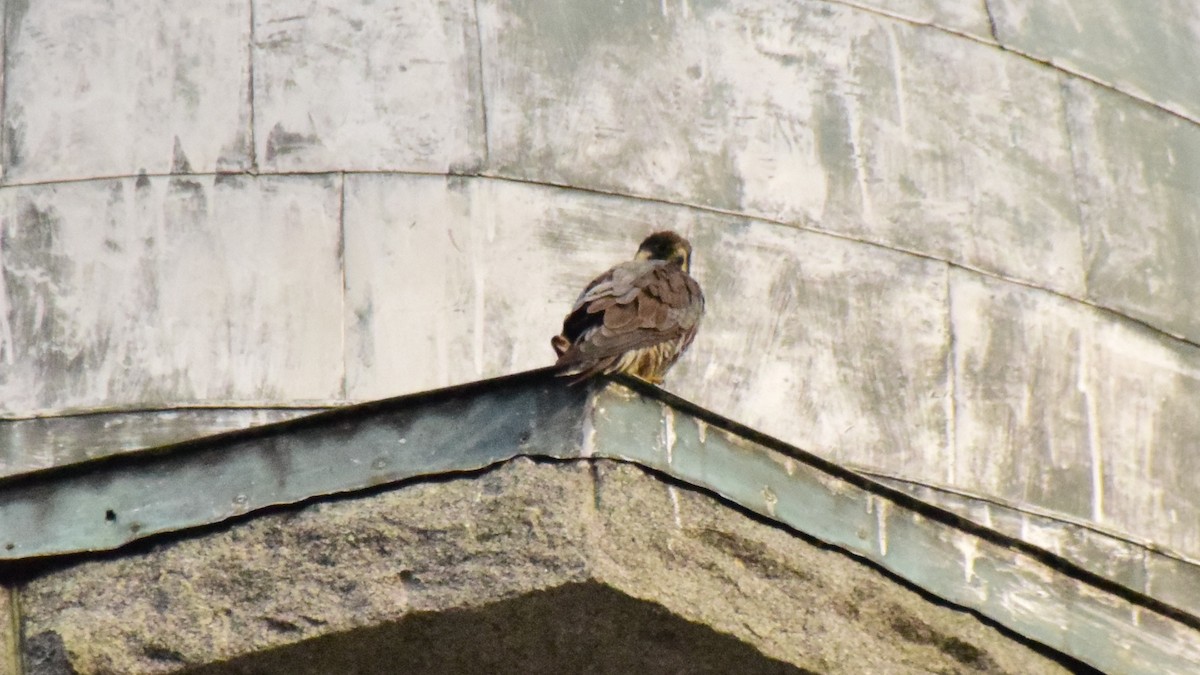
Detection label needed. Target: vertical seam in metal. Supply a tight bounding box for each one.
[0,0,12,185]
[944,262,958,487]
[1057,72,1092,297]
[247,0,258,173]
[470,0,489,171]
[338,171,348,401]
[982,0,1000,43]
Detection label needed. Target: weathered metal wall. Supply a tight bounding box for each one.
[1,0,1198,568]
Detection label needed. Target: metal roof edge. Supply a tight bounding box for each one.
[583,381,1200,673]
[612,376,1200,630]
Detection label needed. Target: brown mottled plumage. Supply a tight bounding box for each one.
[552,231,704,384]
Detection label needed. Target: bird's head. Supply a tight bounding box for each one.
[634,231,693,273]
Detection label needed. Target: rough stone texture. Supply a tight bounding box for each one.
[952,269,1200,558]
[586,462,1069,675]
[3,0,251,184]
[344,175,951,476]
[1065,77,1200,345]
[1,584,17,675]
[253,0,484,174]
[0,409,324,478]
[19,631,74,675]
[14,459,1077,674]
[989,0,1200,123]
[16,459,594,674]
[479,0,1086,296]
[0,175,344,417]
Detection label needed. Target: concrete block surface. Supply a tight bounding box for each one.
[952,269,1200,558]
[480,0,1085,295]
[1065,77,1200,345]
[989,0,1200,121]
[254,0,484,173]
[0,175,344,417]
[4,0,252,183]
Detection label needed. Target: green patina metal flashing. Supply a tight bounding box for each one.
[0,407,328,480]
[1,368,1199,673]
[868,473,1200,617]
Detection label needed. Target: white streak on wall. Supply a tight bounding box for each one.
[884,22,908,141]
[472,239,486,378]
[0,241,13,366]
[1079,340,1105,523]
[945,265,957,486]
[837,79,875,224]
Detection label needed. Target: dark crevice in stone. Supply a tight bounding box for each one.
[143,643,188,663]
[23,631,78,675]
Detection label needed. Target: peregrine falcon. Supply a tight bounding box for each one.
[552,231,704,384]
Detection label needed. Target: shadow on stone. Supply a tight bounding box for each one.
[185,581,814,675]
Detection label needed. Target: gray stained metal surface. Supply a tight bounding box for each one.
[1,369,1199,674]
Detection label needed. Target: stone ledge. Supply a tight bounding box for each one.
[13,459,1079,675]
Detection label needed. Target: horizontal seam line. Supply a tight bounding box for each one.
[820,0,1200,126]
[1,168,1198,356]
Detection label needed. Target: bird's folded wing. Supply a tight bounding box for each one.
[557,262,702,366]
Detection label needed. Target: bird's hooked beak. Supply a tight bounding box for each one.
[673,244,692,274]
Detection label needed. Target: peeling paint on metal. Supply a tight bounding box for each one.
[953,534,980,584]
[870,495,891,557]
[660,405,677,467]
[761,486,778,519]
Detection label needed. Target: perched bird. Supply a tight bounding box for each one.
[552,231,704,384]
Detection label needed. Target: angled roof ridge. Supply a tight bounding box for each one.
[1,368,1198,673]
